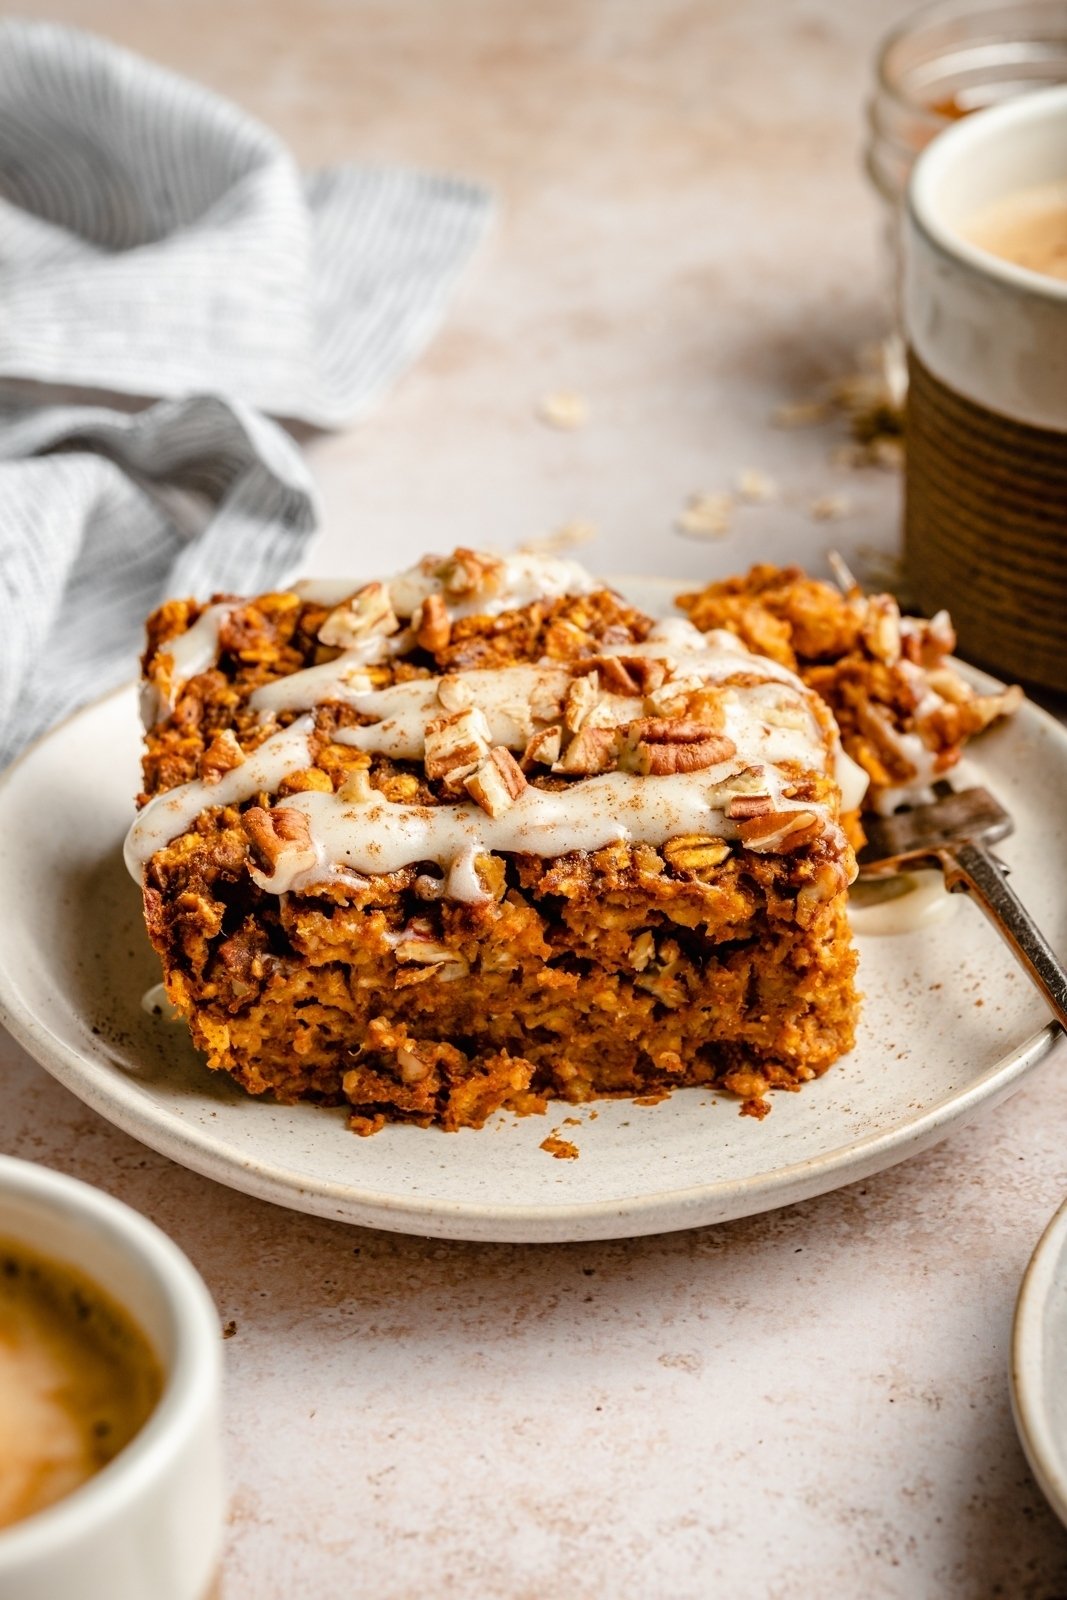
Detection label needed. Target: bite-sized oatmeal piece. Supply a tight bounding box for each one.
[129,549,861,1129]
[677,563,1021,815]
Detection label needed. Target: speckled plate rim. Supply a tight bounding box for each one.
[1011,1194,1067,1526]
[0,586,1064,1241]
[0,913,1057,1240]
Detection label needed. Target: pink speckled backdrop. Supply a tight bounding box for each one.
[4,1,1067,1593]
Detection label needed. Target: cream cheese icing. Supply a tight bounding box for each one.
[141,601,232,726]
[294,551,596,623]
[151,552,598,720]
[127,557,864,900]
[162,760,830,904]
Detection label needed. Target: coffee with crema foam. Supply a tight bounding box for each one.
[961,180,1067,282]
[0,1239,162,1530]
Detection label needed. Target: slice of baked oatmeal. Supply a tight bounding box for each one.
[128,550,864,1128]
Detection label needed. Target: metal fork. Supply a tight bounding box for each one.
[858,783,1067,1032]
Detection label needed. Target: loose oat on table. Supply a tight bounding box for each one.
[809,493,853,523]
[519,519,598,556]
[770,399,832,429]
[735,468,779,504]
[675,491,733,540]
[537,391,589,430]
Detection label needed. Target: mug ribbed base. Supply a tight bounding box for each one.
[905,349,1067,692]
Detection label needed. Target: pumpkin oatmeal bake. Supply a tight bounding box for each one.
[126,550,1016,1131]
[678,562,1022,817]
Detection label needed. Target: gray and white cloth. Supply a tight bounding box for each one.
[0,20,492,766]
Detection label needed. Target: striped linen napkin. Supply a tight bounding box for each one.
[0,21,492,767]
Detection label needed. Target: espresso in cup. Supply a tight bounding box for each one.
[0,1239,162,1530]
[962,180,1067,281]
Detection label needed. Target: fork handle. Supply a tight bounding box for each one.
[936,840,1067,1033]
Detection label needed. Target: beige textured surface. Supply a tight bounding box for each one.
[5,1,1067,1594]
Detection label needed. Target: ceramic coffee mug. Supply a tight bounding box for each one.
[0,1157,224,1600]
[903,85,1067,691]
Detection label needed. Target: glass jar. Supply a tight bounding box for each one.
[867,0,1067,208]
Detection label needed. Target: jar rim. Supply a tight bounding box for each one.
[876,0,1067,121]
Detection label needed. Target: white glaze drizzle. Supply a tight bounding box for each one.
[603,627,806,689]
[834,746,870,815]
[148,554,594,726]
[125,717,315,876]
[247,628,811,729]
[142,601,232,726]
[129,558,865,899]
[292,577,365,607]
[329,666,573,757]
[870,727,940,815]
[249,655,375,715]
[389,551,596,621]
[241,659,829,780]
[293,552,595,623]
[246,762,833,903]
[166,602,231,684]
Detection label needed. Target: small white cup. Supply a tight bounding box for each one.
[0,1157,224,1600]
[903,85,1067,689]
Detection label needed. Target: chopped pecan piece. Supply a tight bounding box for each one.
[737,808,822,852]
[522,723,563,768]
[242,805,319,889]
[639,737,736,775]
[861,594,902,664]
[577,654,638,693]
[761,698,812,732]
[529,677,566,722]
[574,653,666,695]
[198,728,245,784]
[796,858,852,925]
[465,747,528,817]
[396,1045,434,1082]
[966,682,1024,730]
[615,655,669,693]
[626,717,716,743]
[413,593,452,654]
[726,792,774,819]
[424,706,492,786]
[564,671,601,732]
[924,667,971,707]
[556,725,618,774]
[900,608,955,666]
[618,720,736,777]
[319,582,399,648]
[646,674,705,715]
[438,547,504,599]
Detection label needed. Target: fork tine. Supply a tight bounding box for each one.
[857,784,1014,876]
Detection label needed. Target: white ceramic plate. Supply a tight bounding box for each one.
[1012,1197,1067,1527]
[0,578,1063,1242]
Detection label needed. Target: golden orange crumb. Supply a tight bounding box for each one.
[541,1135,580,1160]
